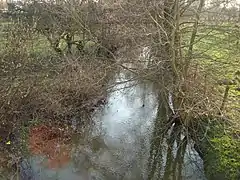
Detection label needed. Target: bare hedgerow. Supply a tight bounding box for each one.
[0,23,115,128]
[0,57,114,124]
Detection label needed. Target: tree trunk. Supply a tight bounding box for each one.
[184,0,205,77]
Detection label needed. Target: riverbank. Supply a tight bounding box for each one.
[191,116,240,180]
[0,71,207,180]
[188,25,240,180]
[0,37,116,170]
[1,1,240,178]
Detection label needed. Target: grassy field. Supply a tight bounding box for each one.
[184,24,240,179]
[196,26,239,120]
[182,24,240,118]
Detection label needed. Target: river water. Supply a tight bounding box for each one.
[13,71,207,180]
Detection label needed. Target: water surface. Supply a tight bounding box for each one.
[18,72,206,180]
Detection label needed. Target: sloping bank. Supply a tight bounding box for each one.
[192,116,240,180]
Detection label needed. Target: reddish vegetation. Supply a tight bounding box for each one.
[28,125,71,169]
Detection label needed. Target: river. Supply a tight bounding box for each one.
[12,70,207,180]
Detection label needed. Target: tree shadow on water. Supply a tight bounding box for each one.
[147,99,188,180]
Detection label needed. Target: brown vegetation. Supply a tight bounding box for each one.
[29,124,71,169]
[0,56,114,127]
[0,0,240,178]
[0,23,115,135]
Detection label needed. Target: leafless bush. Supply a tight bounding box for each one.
[0,58,114,124]
[0,20,115,130]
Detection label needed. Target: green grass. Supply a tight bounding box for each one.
[184,25,240,119]
[205,132,240,180]
[182,24,240,180]
[194,27,240,78]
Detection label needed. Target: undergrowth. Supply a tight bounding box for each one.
[0,23,115,133]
